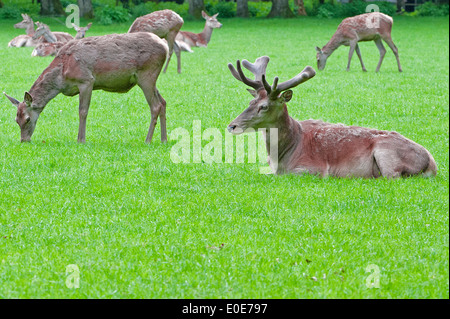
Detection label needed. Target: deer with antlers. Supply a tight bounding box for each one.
[4,32,169,144]
[128,10,183,73]
[32,23,92,57]
[227,56,436,178]
[315,12,402,72]
[8,14,38,48]
[168,11,223,72]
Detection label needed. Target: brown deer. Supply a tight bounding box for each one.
[4,32,169,144]
[32,22,74,43]
[168,11,223,72]
[128,10,184,73]
[227,56,436,178]
[8,14,38,47]
[315,12,402,72]
[31,23,92,57]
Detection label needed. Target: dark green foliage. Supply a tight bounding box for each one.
[95,5,131,25]
[0,5,21,19]
[416,1,449,16]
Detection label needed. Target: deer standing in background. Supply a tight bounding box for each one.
[32,23,92,57]
[169,11,223,72]
[128,10,184,73]
[32,22,74,43]
[315,12,402,72]
[4,32,169,144]
[8,14,38,47]
[227,56,435,178]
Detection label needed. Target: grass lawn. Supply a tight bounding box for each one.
[0,15,448,299]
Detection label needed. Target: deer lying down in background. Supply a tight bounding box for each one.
[316,12,402,72]
[128,10,183,73]
[32,23,92,57]
[227,56,436,178]
[4,32,169,144]
[31,22,74,43]
[8,14,38,48]
[170,11,223,71]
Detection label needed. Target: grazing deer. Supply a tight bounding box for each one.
[315,12,402,72]
[128,10,183,73]
[8,14,38,47]
[4,32,169,144]
[168,11,223,72]
[227,56,436,178]
[31,23,92,57]
[32,22,74,43]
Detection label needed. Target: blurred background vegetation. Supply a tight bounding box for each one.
[0,0,448,24]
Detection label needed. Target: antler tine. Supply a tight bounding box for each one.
[271,66,316,97]
[228,60,262,91]
[261,74,272,93]
[241,56,270,81]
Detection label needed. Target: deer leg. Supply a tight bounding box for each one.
[382,36,402,72]
[156,90,167,142]
[355,44,367,72]
[374,38,386,72]
[138,77,164,143]
[163,32,179,74]
[77,84,93,143]
[174,42,182,74]
[347,42,357,71]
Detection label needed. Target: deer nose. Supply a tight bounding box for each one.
[227,125,236,133]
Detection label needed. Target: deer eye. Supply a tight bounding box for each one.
[25,117,30,123]
[259,104,269,112]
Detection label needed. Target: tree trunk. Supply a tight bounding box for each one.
[267,0,295,18]
[188,0,205,19]
[296,0,307,16]
[396,0,405,12]
[78,0,94,19]
[236,0,249,17]
[40,0,65,16]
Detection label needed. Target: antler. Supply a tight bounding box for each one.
[264,66,316,98]
[229,56,316,98]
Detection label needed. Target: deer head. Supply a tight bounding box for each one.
[73,22,92,39]
[315,47,328,71]
[14,14,32,29]
[202,11,222,29]
[32,22,56,42]
[4,92,40,142]
[227,56,315,134]
[31,42,64,57]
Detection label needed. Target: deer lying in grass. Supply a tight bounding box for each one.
[31,22,74,43]
[169,11,223,72]
[8,14,38,47]
[315,12,402,72]
[128,10,183,73]
[32,23,92,57]
[4,32,169,144]
[227,56,436,178]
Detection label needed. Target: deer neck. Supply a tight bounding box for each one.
[28,64,63,110]
[263,105,302,173]
[26,22,35,37]
[199,23,213,45]
[43,30,57,43]
[322,33,343,57]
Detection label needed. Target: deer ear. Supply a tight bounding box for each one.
[72,23,80,31]
[213,13,219,18]
[202,11,208,19]
[4,92,20,107]
[315,46,322,53]
[24,92,33,105]
[86,23,92,30]
[281,90,293,103]
[246,88,258,97]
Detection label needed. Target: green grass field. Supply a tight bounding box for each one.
[0,16,448,299]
